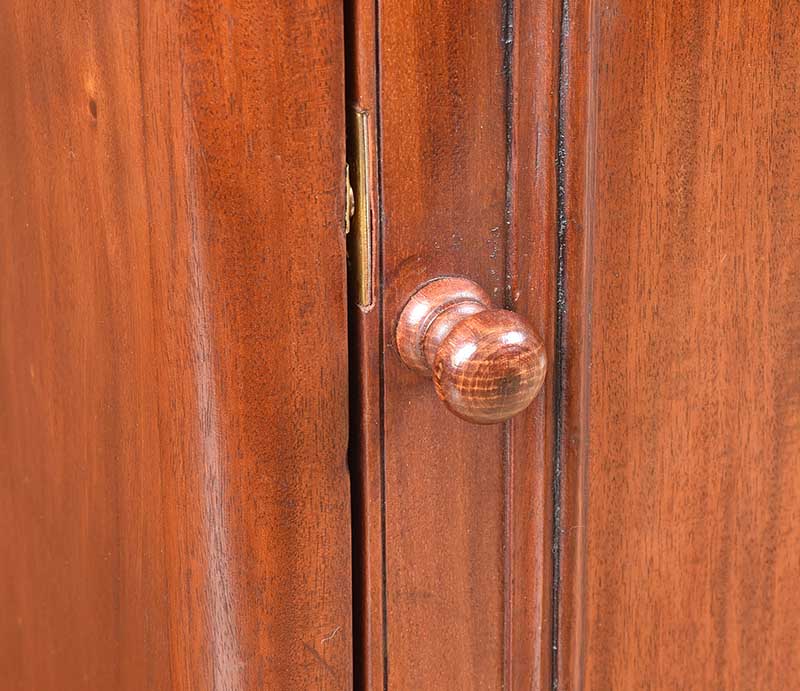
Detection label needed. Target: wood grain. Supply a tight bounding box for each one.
[395,277,493,373]
[370,0,561,686]
[557,1,800,688]
[395,277,547,425]
[552,0,595,687]
[433,309,547,424]
[504,2,561,686]
[0,2,352,689]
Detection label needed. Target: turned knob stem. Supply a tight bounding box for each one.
[396,277,547,424]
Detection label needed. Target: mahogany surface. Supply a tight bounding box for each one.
[8,2,795,689]
[556,2,800,689]
[354,0,561,687]
[0,2,352,689]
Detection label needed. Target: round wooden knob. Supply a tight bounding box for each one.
[396,277,547,424]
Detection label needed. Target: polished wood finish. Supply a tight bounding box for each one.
[13,2,795,688]
[396,277,547,424]
[0,3,352,689]
[396,278,492,373]
[552,1,595,687]
[556,2,800,689]
[351,0,561,687]
[434,310,546,424]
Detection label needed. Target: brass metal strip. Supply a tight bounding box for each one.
[347,107,373,308]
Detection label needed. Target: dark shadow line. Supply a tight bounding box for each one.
[552,0,571,689]
[372,2,389,689]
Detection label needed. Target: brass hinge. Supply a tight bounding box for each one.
[344,163,354,236]
[346,106,373,309]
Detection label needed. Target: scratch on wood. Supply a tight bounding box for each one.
[321,625,341,644]
[303,642,342,687]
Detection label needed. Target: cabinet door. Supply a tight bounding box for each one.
[350,1,800,689]
[346,1,560,687]
[555,2,800,689]
[0,3,352,689]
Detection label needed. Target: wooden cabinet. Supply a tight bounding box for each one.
[2,2,798,689]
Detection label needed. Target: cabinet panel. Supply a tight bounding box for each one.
[556,2,800,688]
[0,3,352,689]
